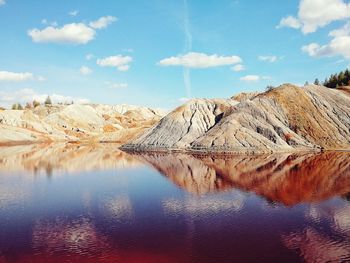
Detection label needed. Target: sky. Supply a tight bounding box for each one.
[0,0,350,109]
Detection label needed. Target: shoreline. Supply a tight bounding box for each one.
[0,141,349,155]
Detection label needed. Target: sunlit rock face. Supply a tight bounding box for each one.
[124,84,350,153]
[122,98,238,151]
[135,152,350,205]
[0,143,142,174]
[0,104,165,144]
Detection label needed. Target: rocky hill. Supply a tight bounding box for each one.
[0,104,166,145]
[122,84,350,153]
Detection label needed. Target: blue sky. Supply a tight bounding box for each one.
[0,0,349,109]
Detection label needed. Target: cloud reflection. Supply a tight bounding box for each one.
[163,192,245,216]
[103,194,134,222]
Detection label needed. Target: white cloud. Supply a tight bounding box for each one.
[240,75,260,82]
[240,75,271,82]
[0,71,34,82]
[85,53,94,60]
[232,64,245,72]
[278,0,350,34]
[258,55,278,63]
[178,97,190,102]
[0,88,89,108]
[28,16,116,45]
[28,23,95,44]
[329,22,350,37]
[41,19,57,26]
[159,52,242,68]
[69,10,79,17]
[79,66,92,75]
[97,55,132,71]
[105,82,128,89]
[277,16,301,29]
[116,65,129,71]
[89,16,117,29]
[302,23,350,59]
[0,0,5,6]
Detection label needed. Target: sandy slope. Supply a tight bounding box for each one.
[0,104,166,145]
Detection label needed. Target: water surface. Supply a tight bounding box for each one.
[0,143,350,263]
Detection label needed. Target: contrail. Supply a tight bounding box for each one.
[183,0,192,98]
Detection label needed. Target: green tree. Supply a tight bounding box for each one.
[344,69,350,85]
[44,96,52,106]
[11,103,23,110]
[33,100,40,108]
[25,102,32,109]
[266,85,275,91]
[338,71,345,86]
[314,78,320,85]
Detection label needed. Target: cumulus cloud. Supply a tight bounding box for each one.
[97,55,132,71]
[0,88,89,108]
[0,71,34,82]
[89,16,117,29]
[28,23,95,44]
[0,71,44,82]
[28,16,116,45]
[277,16,301,29]
[41,19,57,26]
[0,0,5,6]
[278,0,350,34]
[258,55,278,63]
[240,75,271,82]
[302,23,350,59]
[159,52,242,68]
[232,64,245,72]
[79,66,92,75]
[69,10,79,17]
[240,75,260,82]
[178,97,190,102]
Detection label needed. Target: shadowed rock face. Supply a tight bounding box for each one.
[122,98,238,151]
[123,84,350,153]
[133,151,350,206]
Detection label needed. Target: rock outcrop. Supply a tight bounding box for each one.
[123,84,350,153]
[122,98,238,150]
[0,104,166,145]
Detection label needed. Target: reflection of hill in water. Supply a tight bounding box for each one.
[0,143,141,175]
[135,152,350,206]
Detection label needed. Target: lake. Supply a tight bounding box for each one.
[0,143,350,263]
